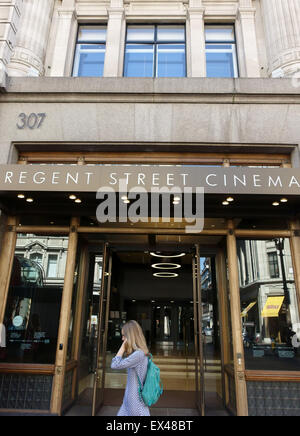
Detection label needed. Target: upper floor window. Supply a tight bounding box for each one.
[47,254,58,278]
[124,25,186,78]
[205,25,238,78]
[73,25,107,77]
[268,252,280,279]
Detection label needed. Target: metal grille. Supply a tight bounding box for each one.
[228,373,237,413]
[0,374,53,410]
[247,381,300,416]
[62,370,73,408]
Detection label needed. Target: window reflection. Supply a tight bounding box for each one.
[1,234,69,364]
[124,25,186,78]
[205,25,238,78]
[73,26,107,77]
[237,239,300,370]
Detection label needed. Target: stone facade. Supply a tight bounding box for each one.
[0,0,300,418]
[0,0,299,81]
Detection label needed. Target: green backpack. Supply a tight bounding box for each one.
[136,354,163,407]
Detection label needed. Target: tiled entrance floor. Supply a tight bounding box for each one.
[65,406,200,417]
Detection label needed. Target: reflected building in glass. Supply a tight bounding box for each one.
[237,239,300,371]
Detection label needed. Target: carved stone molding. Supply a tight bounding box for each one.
[261,0,300,77]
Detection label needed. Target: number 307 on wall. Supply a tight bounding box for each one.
[17,113,46,129]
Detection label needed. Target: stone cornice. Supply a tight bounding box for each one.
[1,78,300,105]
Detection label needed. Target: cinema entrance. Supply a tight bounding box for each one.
[72,237,225,417]
[1,163,300,416]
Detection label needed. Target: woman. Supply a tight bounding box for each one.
[111,320,150,416]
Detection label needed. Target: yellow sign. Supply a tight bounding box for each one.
[241,302,256,318]
[261,296,285,318]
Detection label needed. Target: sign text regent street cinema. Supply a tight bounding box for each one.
[1,165,300,195]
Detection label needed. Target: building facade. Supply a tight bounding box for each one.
[0,0,300,417]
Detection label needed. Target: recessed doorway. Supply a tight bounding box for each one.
[69,240,226,416]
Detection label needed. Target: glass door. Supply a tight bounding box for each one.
[92,243,113,416]
[193,244,205,416]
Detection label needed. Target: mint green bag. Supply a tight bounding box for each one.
[137,354,163,407]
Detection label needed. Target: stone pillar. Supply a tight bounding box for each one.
[261,0,300,77]
[50,0,77,77]
[7,0,54,76]
[0,0,22,85]
[103,0,125,77]
[187,0,206,77]
[238,0,261,77]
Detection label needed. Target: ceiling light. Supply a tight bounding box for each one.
[280,198,288,203]
[17,194,25,199]
[26,198,34,203]
[75,198,82,203]
[272,202,280,206]
[153,272,179,278]
[173,200,180,205]
[222,201,229,206]
[227,197,234,202]
[150,252,186,258]
[69,195,76,200]
[151,263,181,270]
[121,195,128,201]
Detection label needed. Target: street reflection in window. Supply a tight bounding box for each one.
[237,238,300,370]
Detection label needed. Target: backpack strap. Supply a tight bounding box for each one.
[136,354,151,403]
[136,371,144,402]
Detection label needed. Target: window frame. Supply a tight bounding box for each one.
[205,23,239,78]
[123,24,187,78]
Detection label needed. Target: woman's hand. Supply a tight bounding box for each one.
[116,337,127,357]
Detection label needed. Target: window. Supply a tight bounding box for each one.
[29,253,43,265]
[205,25,238,78]
[237,239,300,371]
[47,254,58,278]
[1,234,69,364]
[124,25,186,78]
[73,25,107,77]
[268,252,280,279]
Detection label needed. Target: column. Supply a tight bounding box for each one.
[0,0,22,85]
[261,0,300,77]
[226,220,249,416]
[103,0,125,77]
[187,0,206,77]
[238,0,261,77]
[7,0,54,76]
[50,0,77,77]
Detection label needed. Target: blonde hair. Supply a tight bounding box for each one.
[122,320,149,356]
